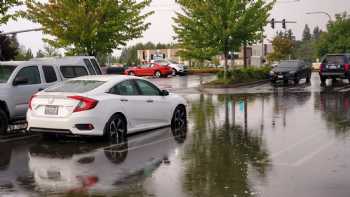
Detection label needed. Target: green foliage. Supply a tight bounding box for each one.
[216,66,271,84]
[267,30,295,62]
[0,0,22,25]
[0,34,19,60]
[25,0,153,57]
[173,0,275,70]
[316,13,350,57]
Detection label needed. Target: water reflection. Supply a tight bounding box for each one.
[317,92,350,136]
[184,94,270,197]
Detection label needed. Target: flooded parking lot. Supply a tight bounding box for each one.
[2,74,350,197]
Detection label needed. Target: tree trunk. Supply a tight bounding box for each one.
[243,42,247,68]
[224,50,228,81]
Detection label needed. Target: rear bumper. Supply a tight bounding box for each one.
[319,72,349,78]
[27,111,105,136]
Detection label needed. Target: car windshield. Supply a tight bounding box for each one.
[0,65,16,83]
[169,60,178,64]
[278,61,299,68]
[324,56,346,64]
[46,80,105,93]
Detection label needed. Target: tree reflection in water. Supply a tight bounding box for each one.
[185,94,270,197]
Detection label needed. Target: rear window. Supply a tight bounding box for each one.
[90,59,102,75]
[43,65,57,83]
[324,56,347,64]
[46,80,105,93]
[0,65,16,83]
[60,66,88,78]
[83,59,96,75]
[279,61,300,68]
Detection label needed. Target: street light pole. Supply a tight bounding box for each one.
[306,11,332,21]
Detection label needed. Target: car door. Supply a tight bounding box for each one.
[12,66,44,118]
[109,79,151,131]
[134,79,172,126]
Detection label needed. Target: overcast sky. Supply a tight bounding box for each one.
[0,0,349,55]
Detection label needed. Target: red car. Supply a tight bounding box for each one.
[124,63,172,78]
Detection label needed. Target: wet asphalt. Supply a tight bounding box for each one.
[2,73,350,197]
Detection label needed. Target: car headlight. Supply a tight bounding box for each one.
[270,70,275,75]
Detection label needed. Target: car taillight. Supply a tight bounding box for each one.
[68,96,98,113]
[344,64,350,72]
[29,95,37,110]
[320,64,325,72]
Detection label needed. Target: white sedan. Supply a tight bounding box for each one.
[27,75,187,141]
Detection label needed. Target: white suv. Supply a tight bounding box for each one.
[0,56,102,134]
[152,59,187,76]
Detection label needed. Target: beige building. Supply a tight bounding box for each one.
[137,48,184,63]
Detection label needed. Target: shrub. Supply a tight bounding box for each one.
[217,66,272,84]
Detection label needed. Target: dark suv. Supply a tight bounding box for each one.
[319,54,350,84]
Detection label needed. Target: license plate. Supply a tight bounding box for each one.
[45,106,58,115]
[278,75,283,79]
[329,65,337,69]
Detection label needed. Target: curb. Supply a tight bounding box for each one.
[200,79,270,89]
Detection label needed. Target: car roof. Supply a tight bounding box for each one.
[31,56,97,65]
[0,60,41,66]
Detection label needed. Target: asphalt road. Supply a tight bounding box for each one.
[2,73,350,197]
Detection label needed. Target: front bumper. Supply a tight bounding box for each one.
[270,73,294,81]
[27,111,105,136]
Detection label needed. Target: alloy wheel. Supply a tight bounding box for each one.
[172,107,187,134]
[108,116,126,143]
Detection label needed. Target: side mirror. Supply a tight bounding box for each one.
[13,77,28,86]
[161,90,169,96]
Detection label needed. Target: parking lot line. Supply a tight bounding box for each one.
[270,131,323,159]
[292,139,334,167]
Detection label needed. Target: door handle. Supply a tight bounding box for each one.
[146,100,154,103]
[120,99,128,102]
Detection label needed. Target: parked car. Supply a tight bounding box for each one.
[319,54,350,84]
[0,56,102,134]
[269,60,312,84]
[124,63,172,78]
[152,59,187,76]
[27,75,187,141]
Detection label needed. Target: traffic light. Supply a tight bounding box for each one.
[270,18,275,29]
[282,19,286,29]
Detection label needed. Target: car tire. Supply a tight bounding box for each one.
[294,77,299,85]
[128,71,135,76]
[271,79,276,84]
[283,79,288,85]
[172,69,177,76]
[306,72,311,83]
[171,105,187,134]
[320,76,326,84]
[154,71,161,78]
[104,114,127,143]
[0,108,8,135]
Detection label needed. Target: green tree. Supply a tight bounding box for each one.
[302,24,312,41]
[0,0,22,25]
[174,0,274,78]
[316,12,350,57]
[312,26,322,40]
[25,0,153,57]
[0,34,19,60]
[267,30,295,62]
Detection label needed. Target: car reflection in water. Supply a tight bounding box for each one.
[318,92,350,135]
[28,126,187,195]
